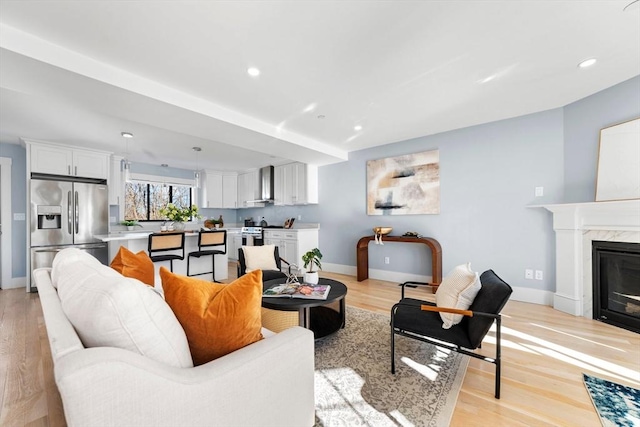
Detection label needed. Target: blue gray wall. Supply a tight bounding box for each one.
[563,76,640,202]
[0,142,27,278]
[2,75,639,286]
[244,75,640,293]
[246,109,564,292]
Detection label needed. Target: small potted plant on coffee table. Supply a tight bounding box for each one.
[302,248,322,284]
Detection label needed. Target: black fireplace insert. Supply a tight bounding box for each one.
[592,240,640,333]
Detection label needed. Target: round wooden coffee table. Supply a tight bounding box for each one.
[262,277,347,339]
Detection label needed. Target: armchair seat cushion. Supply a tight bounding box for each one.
[393,298,473,349]
[262,269,288,282]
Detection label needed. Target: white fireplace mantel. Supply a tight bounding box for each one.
[535,199,640,317]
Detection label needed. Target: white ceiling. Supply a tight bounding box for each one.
[0,1,639,172]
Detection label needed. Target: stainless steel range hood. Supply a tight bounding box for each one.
[258,165,274,202]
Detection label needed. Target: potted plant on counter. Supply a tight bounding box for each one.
[302,248,323,284]
[121,220,142,231]
[159,203,201,231]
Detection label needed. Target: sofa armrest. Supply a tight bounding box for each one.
[55,326,315,427]
[33,268,85,361]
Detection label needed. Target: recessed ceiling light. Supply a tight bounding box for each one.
[317,115,325,119]
[354,125,363,131]
[478,75,497,84]
[121,131,134,138]
[192,146,202,152]
[303,103,317,113]
[161,164,168,167]
[578,58,597,68]
[247,67,260,77]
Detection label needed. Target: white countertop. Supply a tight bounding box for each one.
[98,223,318,242]
[96,230,228,242]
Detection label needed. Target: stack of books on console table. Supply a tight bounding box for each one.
[263,283,330,300]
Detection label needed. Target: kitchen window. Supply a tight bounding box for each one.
[124,180,194,221]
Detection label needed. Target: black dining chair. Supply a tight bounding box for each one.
[147,232,186,272]
[391,269,513,398]
[187,230,226,282]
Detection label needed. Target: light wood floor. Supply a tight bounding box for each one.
[1,266,639,426]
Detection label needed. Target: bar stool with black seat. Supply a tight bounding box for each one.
[148,232,186,272]
[187,229,227,282]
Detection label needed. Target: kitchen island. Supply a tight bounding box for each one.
[95,230,231,284]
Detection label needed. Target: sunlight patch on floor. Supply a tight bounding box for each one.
[502,326,640,384]
[530,323,628,352]
[482,334,539,354]
[389,409,414,426]
[315,367,396,426]
[401,356,438,381]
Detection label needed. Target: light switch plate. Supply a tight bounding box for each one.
[13,213,25,221]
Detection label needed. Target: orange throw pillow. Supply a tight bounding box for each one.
[110,246,155,286]
[160,267,264,365]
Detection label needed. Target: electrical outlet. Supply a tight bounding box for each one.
[109,216,116,223]
[384,256,390,264]
[525,269,534,279]
[535,270,544,280]
[298,215,302,220]
[535,186,544,197]
[13,213,25,221]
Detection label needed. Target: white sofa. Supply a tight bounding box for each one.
[33,249,315,427]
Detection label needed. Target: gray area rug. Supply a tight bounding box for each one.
[314,306,469,427]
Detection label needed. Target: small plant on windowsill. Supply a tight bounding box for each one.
[302,248,322,285]
[121,220,142,231]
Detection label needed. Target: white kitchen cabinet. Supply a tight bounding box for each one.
[237,170,262,208]
[109,156,124,219]
[28,141,110,179]
[73,150,110,179]
[228,233,242,261]
[222,175,238,208]
[204,172,223,208]
[203,171,238,209]
[274,162,318,206]
[263,229,319,270]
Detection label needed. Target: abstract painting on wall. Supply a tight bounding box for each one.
[367,149,440,215]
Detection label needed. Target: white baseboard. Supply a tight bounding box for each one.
[1,276,26,290]
[511,286,554,306]
[322,263,356,276]
[323,262,432,285]
[324,263,553,306]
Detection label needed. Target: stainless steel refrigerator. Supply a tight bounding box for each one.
[29,174,109,292]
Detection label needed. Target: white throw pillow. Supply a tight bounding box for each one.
[53,248,193,368]
[243,245,278,272]
[435,263,482,329]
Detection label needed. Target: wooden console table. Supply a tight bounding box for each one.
[356,235,443,288]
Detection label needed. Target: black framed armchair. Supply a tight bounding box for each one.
[237,245,292,283]
[391,269,512,398]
